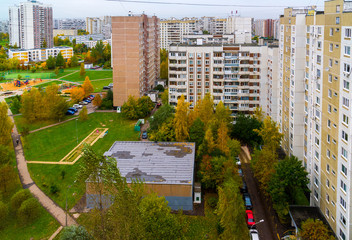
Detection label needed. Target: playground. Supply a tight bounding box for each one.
[0,78,48,91]
[2,71,55,80]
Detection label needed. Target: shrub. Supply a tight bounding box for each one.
[50,184,59,195]
[10,189,31,212]
[60,225,93,240]
[79,106,88,121]
[20,126,30,137]
[17,198,41,224]
[207,196,218,209]
[0,201,8,229]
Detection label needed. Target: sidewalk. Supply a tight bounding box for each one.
[10,115,77,226]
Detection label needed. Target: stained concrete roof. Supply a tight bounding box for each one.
[104,141,195,185]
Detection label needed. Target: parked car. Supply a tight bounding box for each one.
[79,101,88,105]
[240,180,248,193]
[66,109,75,115]
[243,193,253,209]
[84,99,92,103]
[73,104,82,109]
[108,83,113,88]
[236,156,241,166]
[89,94,95,99]
[246,210,255,227]
[156,102,162,107]
[249,229,259,240]
[142,131,148,139]
[68,107,78,113]
[238,169,243,177]
[103,86,110,90]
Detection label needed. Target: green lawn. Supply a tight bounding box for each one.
[14,115,76,132]
[77,79,112,93]
[33,80,65,88]
[59,70,112,82]
[4,72,55,80]
[24,113,139,208]
[0,149,60,240]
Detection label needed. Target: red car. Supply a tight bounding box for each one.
[246,210,255,227]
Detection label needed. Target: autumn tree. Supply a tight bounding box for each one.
[92,94,102,107]
[149,104,174,132]
[160,61,168,79]
[79,63,86,77]
[200,155,229,189]
[149,117,176,142]
[254,116,283,154]
[300,219,334,240]
[217,122,230,156]
[46,84,68,121]
[79,106,88,121]
[137,96,154,117]
[0,102,14,145]
[214,101,231,126]
[0,165,17,194]
[0,145,12,165]
[217,176,249,240]
[174,95,189,142]
[122,95,141,120]
[198,93,214,127]
[161,89,169,105]
[0,201,8,229]
[82,76,94,97]
[198,127,215,156]
[71,55,79,67]
[70,87,85,103]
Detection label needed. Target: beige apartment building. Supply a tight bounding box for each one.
[168,43,275,117]
[111,14,160,107]
[279,1,352,239]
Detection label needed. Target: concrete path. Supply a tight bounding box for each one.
[10,115,77,226]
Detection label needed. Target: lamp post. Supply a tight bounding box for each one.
[65,185,71,226]
[250,219,264,230]
[75,119,78,144]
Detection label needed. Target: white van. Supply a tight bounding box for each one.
[249,229,259,240]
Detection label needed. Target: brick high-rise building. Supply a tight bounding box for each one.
[9,0,53,49]
[111,14,160,107]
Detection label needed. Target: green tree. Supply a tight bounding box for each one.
[149,117,176,142]
[140,194,184,240]
[231,114,263,148]
[0,145,12,165]
[137,96,154,117]
[189,117,205,148]
[56,52,65,67]
[0,201,8,229]
[0,165,17,194]
[80,63,86,77]
[149,104,174,132]
[217,176,249,240]
[46,56,56,69]
[268,155,309,220]
[42,39,47,48]
[300,218,334,240]
[200,155,229,189]
[91,41,104,64]
[71,55,79,67]
[174,95,189,142]
[17,198,41,224]
[0,102,14,145]
[11,189,31,212]
[160,89,169,105]
[122,95,141,120]
[60,225,93,240]
[54,67,59,75]
[79,106,88,121]
[160,61,168,79]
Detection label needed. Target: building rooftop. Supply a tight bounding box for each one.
[104,141,195,185]
[170,43,260,48]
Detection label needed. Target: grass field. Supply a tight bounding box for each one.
[25,113,139,208]
[33,80,64,88]
[82,79,112,92]
[4,72,55,80]
[14,114,76,132]
[59,70,112,82]
[0,149,60,240]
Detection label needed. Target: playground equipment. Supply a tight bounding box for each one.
[14,80,22,87]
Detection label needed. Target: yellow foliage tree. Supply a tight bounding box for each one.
[71,87,85,103]
[82,76,94,97]
[253,106,265,122]
[0,103,14,146]
[93,94,102,107]
[198,93,214,127]
[204,127,215,154]
[254,116,283,153]
[174,95,189,142]
[217,122,230,156]
[214,101,231,125]
[80,63,86,77]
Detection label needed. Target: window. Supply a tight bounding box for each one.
[336,17,340,24]
[342,164,347,176]
[330,43,333,52]
[342,97,350,108]
[345,28,352,38]
[342,114,349,125]
[314,163,319,172]
[330,28,334,36]
[328,89,332,98]
[336,5,341,13]
[328,119,331,128]
[327,134,331,143]
[344,46,351,56]
[327,149,331,158]
[314,190,319,200]
[325,208,330,218]
[314,177,319,187]
[317,55,321,64]
[340,196,346,210]
[326,179,330,188]
[342,130,348,142]
[317,41,322,49]
[315,137,320,145]
[343,80,350,90]
[340,180,347,192]
[343,63,351,73]
[329,59,333,67]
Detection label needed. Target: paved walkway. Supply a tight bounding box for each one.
[10,115,77,226]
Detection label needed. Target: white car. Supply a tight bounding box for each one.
[79,101,88,105]
[249,229,259,240]
[73,104,82,109]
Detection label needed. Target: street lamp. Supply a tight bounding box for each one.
[250,219,264,230]
[65,185,72,226]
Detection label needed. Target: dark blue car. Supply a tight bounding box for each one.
[68,107,78,113]
[66,109,75,115]
[243,193,253,210]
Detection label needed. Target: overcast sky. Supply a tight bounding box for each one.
[1,0,325,20]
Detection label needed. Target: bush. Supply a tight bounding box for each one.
[20,126,30,137]
[60,225,93,240]
[100,99,113,110]
[10,189,31,212]
[0,145,12,165]
[154,84,164,92]
[0,201,8,229]
[207,196,218,209]
[50,184,59,195]
[79,106,88,121]
[17,198,41,224]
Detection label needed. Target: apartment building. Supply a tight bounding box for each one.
[255,19,280,39]
[58,34,104,44]
[160,18,199,50]
[111,14,160,107]
[279,1,352,239]
[0,21,8,33]
[168,43,269,117]
[182,34,236,45]
[86,16,112,39]
[8,46,73,63]
[9,0,53,49]
[54,18,86,30]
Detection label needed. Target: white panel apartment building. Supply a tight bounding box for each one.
[168,43,270,117]
[9,0,53,49]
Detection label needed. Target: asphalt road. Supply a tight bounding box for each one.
[240,149,278,240]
